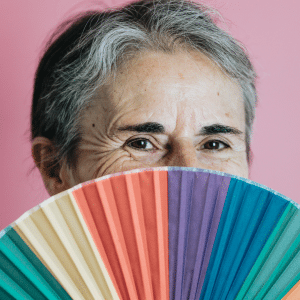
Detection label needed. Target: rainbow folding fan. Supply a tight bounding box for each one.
[1,167,300,299]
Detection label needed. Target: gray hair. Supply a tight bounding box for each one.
[31,0,257,169]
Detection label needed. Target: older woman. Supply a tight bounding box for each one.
[31,0,256,196]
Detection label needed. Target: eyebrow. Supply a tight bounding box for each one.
[199,124,243,135]
[117,122,242,135]
[117,122,165,133]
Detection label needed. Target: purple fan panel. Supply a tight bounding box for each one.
[168,170,230,300]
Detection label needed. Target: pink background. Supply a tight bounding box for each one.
[1,0,299,230]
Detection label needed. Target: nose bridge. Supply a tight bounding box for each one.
[167,138,199,168]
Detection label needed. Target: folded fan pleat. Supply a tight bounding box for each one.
[0,268,35,300]
[14,192,118,300]
[0,286,17,300]
[0,226,71,299]
[138,170,169,299]
[1,167,299,300]
[201,178,289,300]
[73,169,169,300]
[263,237,300,300]
[236,203,300,299]
[168,170,231,299]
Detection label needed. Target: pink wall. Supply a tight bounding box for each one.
[1,0,299,229]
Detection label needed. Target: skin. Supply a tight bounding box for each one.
[33,50,249,196]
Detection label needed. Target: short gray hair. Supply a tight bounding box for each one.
[31,0,257,169]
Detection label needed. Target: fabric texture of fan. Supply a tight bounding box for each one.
[0,167,300,299]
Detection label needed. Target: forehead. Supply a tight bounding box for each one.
[92,50,244,131]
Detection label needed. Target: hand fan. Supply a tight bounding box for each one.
[1,167,300,300]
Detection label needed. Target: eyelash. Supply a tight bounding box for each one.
[126,138,230,151]
[200,140,230,151]
[127,138,156,151]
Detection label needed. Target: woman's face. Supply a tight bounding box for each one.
[69,50,248,186]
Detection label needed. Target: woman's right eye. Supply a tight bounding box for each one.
[127,138,156,151]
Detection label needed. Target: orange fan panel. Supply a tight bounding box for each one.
[138,170,169,299]
[108,173,149,300]
[73,170,169,300]
[73,182,129,300]
[283,281,300,299]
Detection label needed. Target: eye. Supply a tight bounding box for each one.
[127,138,156,151]
[201,140,229,151]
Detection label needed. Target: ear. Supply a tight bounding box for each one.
[31,137,72,196]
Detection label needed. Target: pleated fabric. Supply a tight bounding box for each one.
[72,169,169,300]
[200,177,289,300]
[0,167,300,300]
[13,191,119,300]
[0,226,71,299]
[168,170,230,299]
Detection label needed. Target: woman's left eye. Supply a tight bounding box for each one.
[201,140,229,151]
[127,138,155,151]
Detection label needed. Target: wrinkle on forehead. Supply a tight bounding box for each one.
[69,49,249,183]
[114,50,239,95]
[84,49,244,138]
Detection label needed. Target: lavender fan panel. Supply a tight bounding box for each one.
[167,170,231,300]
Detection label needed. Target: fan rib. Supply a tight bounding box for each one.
[41,199,106,299]
[125,173,154,300]
[191,174,230,299]
[237,203,295,299]
[236,202,300,299]
[260,233,300,299]
[153,170,169,300]
[16,215,87,299]
[0,229,64,299]
[223,189,277,299]
[72,187,121,300]
[201,179,247,299]
[190,173,213,298]
[0,269,35,300]
[1,167,300,300]
[174,170,189,299]
[97,180,139,300]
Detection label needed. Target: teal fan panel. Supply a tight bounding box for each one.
[0,226,72,299]
[200,177,289,299]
